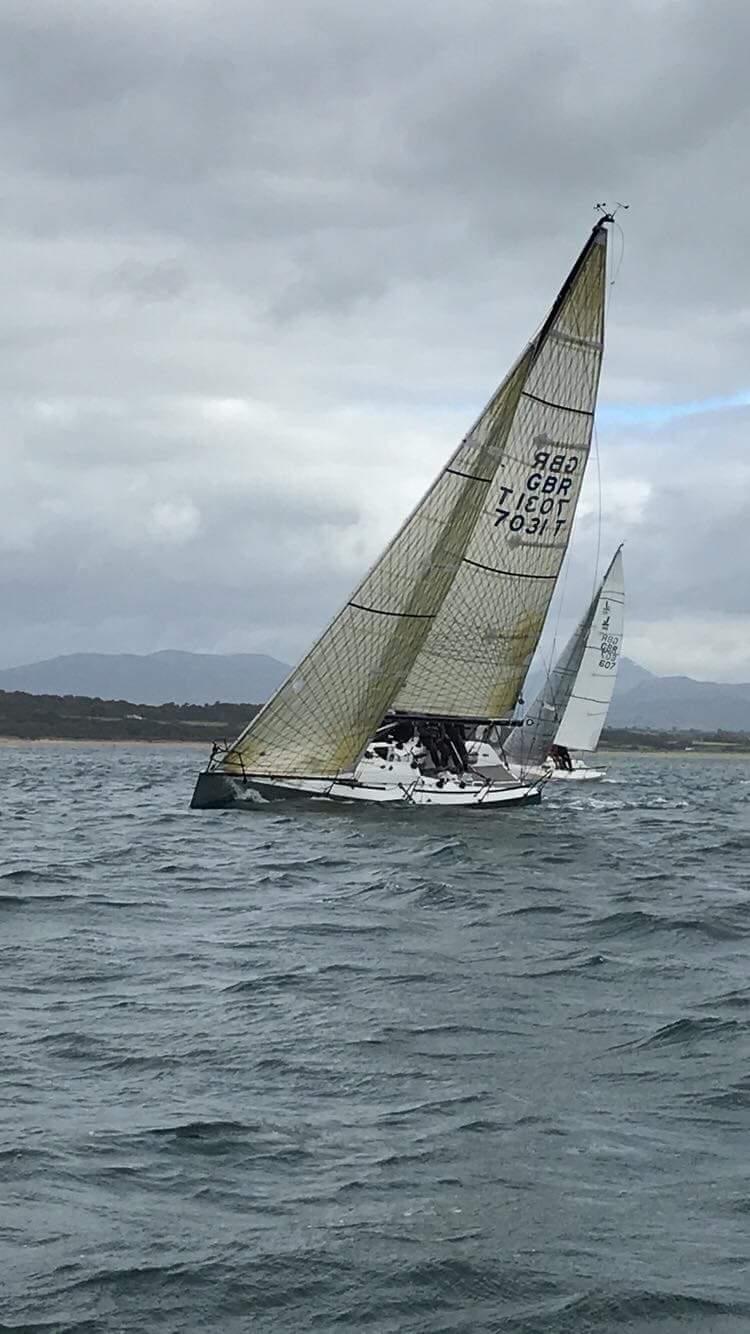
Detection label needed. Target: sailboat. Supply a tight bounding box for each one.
[485,545,624,783]
[191,214,613,811]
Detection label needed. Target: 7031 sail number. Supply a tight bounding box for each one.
[494,449,579,537]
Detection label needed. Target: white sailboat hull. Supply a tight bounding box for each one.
[514,762,605,783]
[191,768,543,810]
[467,741,605,785]
[548,763,605,782]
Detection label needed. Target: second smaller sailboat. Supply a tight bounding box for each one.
[469,547,624,782]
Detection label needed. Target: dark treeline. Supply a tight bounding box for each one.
[601,727,750,751]
[2,688,750,749]
[0,690,259,742]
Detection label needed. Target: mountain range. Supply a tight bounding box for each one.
[607,662,750,732]
[0,651,290,707]
[3,650,750,732]
[530,656,750,732]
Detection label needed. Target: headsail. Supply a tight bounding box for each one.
[216,218,610,780]
[219,350,533,777]
[394,221,608,721]
[504,545,624,769]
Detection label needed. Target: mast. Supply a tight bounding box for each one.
[532,213,612,354]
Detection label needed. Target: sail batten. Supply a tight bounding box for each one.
[348,602,436,620]
[520,390,594,417]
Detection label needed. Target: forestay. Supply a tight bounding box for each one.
[394,222,608,722]
[505,545,624,768]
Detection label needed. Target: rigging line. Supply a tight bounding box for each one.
[591,416,603,601]
[508,237,602,716]
[547,542,572,684]
[472,224,606,726]
[511,221,608,749]
[567,225,608,645]
[592,225,625,582]
[610,220,626,293]
[579,224,622,621]
[533,234,599,696]
[587,212,616,602]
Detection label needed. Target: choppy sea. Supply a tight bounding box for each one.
[3,743,750,1332]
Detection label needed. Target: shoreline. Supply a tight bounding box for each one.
[597,747,750,758]
[0,737,207,748]
[1,738,750,757]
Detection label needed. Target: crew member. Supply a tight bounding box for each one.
[550,743,573,772]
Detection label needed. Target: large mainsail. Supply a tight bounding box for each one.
[394,223,608,720]
[218,219,610,780]
[504,546,624,769]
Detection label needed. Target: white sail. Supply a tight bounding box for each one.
[217,219,610,780]
[554,546,624,752]
[393,222,608,721]
[504,546,624,768]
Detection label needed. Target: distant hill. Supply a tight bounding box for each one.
[524,655,750,732]
[608,673,750,731]
[611,656,654,696]
[0,651,290,707]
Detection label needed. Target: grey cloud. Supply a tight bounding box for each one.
[94,259,191,304]
[2,0,750,677]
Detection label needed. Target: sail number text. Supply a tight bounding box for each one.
[599,634,619,669]
[599,598,619,668]
[494,449,578,536]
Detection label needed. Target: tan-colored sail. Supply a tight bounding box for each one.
[219,220,608,779]
[393,223,608,720]
[221,350,533,777]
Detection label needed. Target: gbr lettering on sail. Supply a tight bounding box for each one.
[493,445,578,540]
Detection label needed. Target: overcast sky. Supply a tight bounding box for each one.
[3,0,750,681]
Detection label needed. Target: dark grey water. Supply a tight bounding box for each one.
[3,744,750,1332]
